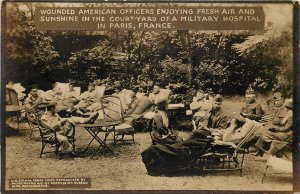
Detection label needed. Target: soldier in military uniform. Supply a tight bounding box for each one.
[149,83,168,105]
[271,92,288,125]
[244,92,288,150]
[41,102,99,157]
[55,81,80,114]
[188,94,228,139]
[254,99,293,156]
[23,85,44,112]
[43,83,63,102]
[74,82,99,113]
[240,88,263,121]
[206,94,228,131]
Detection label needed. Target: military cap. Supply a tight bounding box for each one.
[273,92,283,100]
[214,94,223,102]
[246,87,255,95]
[29,84,39,90]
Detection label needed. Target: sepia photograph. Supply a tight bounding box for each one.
[1,1,297,193]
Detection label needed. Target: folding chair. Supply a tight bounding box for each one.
[35,109,76,158]
[197,122,263,176]
[100,95,135,144]
[6,88,24,130]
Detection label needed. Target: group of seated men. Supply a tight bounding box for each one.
[11,79,293,161]
[141,87,293,175]
[23,82,105,157]
[20,81,171,157]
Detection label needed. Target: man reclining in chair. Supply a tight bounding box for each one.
[141,94,229,175]
[189,90,214,130]
[54,81,80,115]
[40,102,99,158]
[124,88,155,126]
[74,82,102,114]
[43,83,64,102]
[141,113,260,176]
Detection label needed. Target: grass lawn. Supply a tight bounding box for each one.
[4,97,293,191]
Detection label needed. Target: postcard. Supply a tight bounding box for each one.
[1,1,299,193]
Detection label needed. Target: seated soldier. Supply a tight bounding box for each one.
[271,92,288,125]
[247,92,287,145]
[254,99,293,157]
[112,81,122,95]
[141,115,258,176]
[188,94,229,140]
[150,99,183,145]
[190,90,214,130]
[207,94,228,131]
[23,85,44,112]
[220,116,260,144]
[40,102,99,158]
[55,81,80,114]
[240,87,263,121]
[74,82,100,113]
[43,83,63,102]
[124,89,154,126]
[149,82,169,105]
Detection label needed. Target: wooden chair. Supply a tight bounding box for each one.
[100,95,135,144]
[35,109,76,158]
[6,88,23,130]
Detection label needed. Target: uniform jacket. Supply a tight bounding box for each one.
[240,99,263,121]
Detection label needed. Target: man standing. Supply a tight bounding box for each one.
[240,87,263,121]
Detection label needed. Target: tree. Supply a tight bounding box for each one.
[233,25,293,96]
[6,6,59,88]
